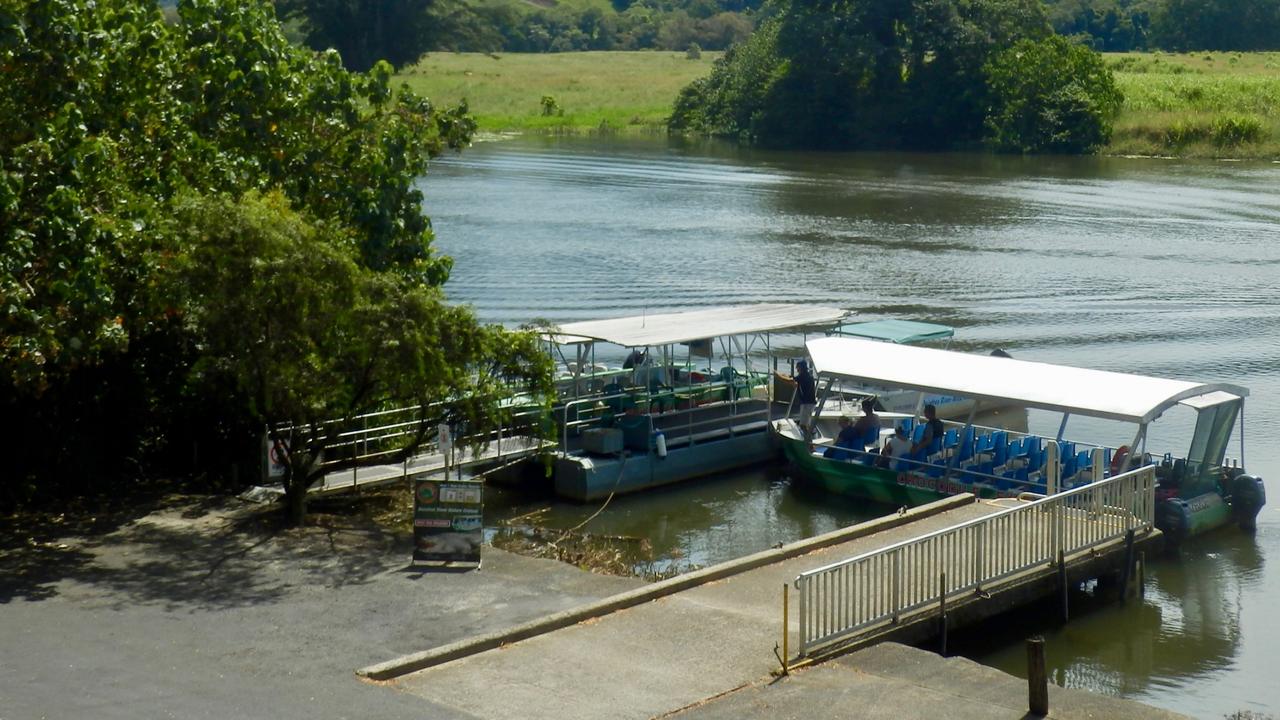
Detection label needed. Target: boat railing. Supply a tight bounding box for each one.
[557,382,771,454]
[791,464,1157,656]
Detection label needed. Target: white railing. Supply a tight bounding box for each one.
[793,465,1156,655]
[274,398,546,473]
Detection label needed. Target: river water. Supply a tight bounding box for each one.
[424,136,1280,718]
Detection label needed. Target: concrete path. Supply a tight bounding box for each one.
[0,496,640,720]
[673,643,1186,720]
[390,500,1005,719]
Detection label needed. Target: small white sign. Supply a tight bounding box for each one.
[266,437,290,479]
[437,423,453,454]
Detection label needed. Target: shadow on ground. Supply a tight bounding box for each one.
[0,492,414,610]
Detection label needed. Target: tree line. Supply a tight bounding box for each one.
[279,0,763,72]
[276,0,1280,75]
[1046,0,1280,52]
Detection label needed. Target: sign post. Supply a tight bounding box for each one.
[411,426,480,567]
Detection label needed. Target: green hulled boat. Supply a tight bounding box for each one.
[775,335,1265,545]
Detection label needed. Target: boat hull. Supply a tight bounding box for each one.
[554,428,775,501]
[776,421,996,506]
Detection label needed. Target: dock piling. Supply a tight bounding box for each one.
[1119,529,1136,605]
[1027,636,1049,716]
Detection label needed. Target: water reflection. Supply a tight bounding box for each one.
[964,531,1266,717]
[485,466,892,574]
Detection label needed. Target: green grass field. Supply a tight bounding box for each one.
[1106,51,1280,158]
[397,51,720,135]
[396,50,1280,157]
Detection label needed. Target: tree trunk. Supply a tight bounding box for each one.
[283,475,308,526]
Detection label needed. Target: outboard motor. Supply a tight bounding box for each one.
[1157,498,1193,547]
[1230,474,1266,531]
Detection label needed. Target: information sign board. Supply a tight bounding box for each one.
[412,475,482,565]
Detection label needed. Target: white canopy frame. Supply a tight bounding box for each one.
[806,336,1248,475]
[805,336,1246,425]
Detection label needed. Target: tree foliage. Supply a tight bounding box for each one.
[670,0,1125,154]
[1,0,550,517]
[1045,0,1152,51]
[1149,0,1280,51]
[984,35,1123,153]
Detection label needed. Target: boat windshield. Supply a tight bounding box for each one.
[1185,396,1241,494]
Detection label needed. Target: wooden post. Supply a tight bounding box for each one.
[1119,529,1136,605]
[1027,636,1049,716]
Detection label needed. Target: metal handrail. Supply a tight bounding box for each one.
[793,466,1156,655]
[557,386,770,452]
[280,402,545,471]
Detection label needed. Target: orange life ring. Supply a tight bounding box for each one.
[1110,445,1130,475]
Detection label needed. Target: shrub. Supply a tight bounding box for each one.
[985,36,1124,153]
[1212,115,1264,146]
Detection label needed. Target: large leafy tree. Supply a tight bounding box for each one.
[278,0,475,71]
[984,35,1123,153]
[1,0,551,517]
[671,0,1059,150]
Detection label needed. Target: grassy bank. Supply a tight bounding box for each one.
[398,50,1280,157]
[1107,51,1280,158]
[397,51,720,134]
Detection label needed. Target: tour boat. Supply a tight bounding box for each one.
[774,336,1266,544]
[542,303,849,501]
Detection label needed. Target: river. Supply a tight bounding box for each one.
[424,136,1280,718]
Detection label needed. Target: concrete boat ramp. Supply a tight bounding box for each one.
[362,488,1182,720]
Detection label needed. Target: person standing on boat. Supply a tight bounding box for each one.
[911,403,944,457]
[776,360,817,438]
[623,347,647,369]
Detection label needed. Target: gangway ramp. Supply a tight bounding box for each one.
[248,403,551,501]
[310,434,551,496]
[372,469,1158,720]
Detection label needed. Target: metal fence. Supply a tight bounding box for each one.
[793,465,1156,655]
[272,398,546,483]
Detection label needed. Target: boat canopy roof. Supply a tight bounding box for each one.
[831,319,954,344]
[545,303,849,348]
[806,336,1248,424]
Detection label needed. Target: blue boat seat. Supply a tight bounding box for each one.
[942,428,959,450]
[955,426,975,464]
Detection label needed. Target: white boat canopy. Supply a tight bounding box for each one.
[545,304,850,348]
[806,336,1248,425]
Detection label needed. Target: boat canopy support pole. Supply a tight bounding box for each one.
[1056,413,1070,442]
[1239,400,1246,469]
[814,376,837,430]
[945,404,979,480]
[1122,424,1148,472]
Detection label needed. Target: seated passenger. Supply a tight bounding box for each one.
[851,398,880,448]
[911,403,944,458]
[877,423,912,469]
[824,416,861,460]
